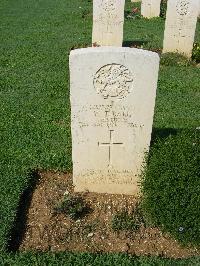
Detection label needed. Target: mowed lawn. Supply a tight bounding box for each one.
[0,0,200,264]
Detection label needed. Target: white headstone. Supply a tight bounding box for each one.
[141,0,161,18]
[92,0,125,47]
[131,0,141,2]
[70,47,160,195]
[163,0,199,57]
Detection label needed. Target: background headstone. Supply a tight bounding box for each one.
[92,0,125,46]
[163,0,199,57]
[70,47,160,195]
[141,0,162,18]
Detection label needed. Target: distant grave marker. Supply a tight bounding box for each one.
[141,0,162,18]
[92,0,125,46]
[163,0,199,57]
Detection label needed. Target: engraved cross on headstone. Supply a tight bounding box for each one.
[98,130,124,167]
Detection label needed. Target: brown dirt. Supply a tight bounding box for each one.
[19,171,200,258]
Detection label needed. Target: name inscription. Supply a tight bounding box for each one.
[72,104,143,129]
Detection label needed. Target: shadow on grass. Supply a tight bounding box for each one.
[151,128,199,146]
[124,10,141,19]
[123,40,148,48]
[151,128,178,146]
[7,169,40,252]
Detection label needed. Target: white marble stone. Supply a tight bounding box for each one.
[70,47,160,195]
[131,0,141,2]
[141,0,161,18]
[198,0,200,17]
[163,0,199,57]
[92,0,125,47]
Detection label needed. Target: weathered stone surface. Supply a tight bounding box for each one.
[141,0,161,18]
[70,47,160,195]
[163,0,199,57]
[92,0,125,46]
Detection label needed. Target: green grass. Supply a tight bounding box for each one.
[0,252,200,266]
[111,211,140,232]
[0,0,200,263]
[142,130,200,246]
[1,252,200,266]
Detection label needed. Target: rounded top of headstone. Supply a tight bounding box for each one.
[70,47,160,61]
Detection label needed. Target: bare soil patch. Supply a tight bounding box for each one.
[19,171,200,259]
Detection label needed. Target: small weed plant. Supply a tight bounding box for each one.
[111,204,145,232]
[54,194,87,220]
[112,212,139,231]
